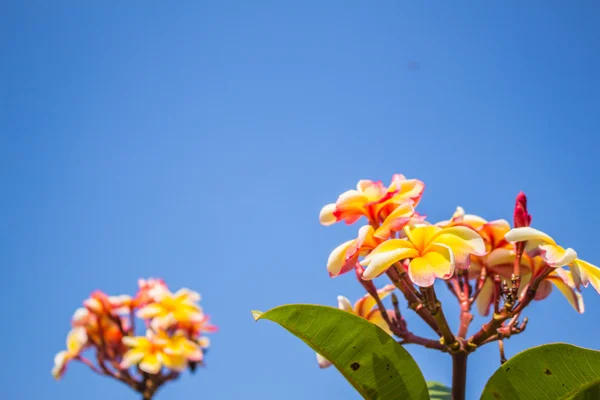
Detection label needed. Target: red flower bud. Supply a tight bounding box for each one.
[514,191,531,228]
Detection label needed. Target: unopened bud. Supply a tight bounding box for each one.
[514,191,532,228]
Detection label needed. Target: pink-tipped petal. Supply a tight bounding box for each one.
[319,203,337,226]
[571,258,600,294]
[316,353,332,369]
[540,245,578,268]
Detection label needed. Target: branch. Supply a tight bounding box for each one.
[399,332,446,351]
[386,266,440,334]
[422,286,458,351]
[469,266,487,304]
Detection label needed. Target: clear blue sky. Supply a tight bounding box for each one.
[2,1,600,399]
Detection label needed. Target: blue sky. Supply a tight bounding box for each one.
[2,1,600,399]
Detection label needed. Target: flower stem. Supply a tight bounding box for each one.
[422,286,458,350]
[386,267,440,334]
[451,352,468,400]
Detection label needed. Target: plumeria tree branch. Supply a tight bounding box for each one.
[422,286,459,351]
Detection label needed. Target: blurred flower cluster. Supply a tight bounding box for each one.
[319,174,599,359]
[52,278,216,399]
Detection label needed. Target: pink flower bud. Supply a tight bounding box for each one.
[514,191,531,228]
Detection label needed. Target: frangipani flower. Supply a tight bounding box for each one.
[505,227,600,294]
[532,258,584,313]
[137,288,203,329]
[317,285,395,368]
[360,225,486,286]
[52,328,88,379]
[121,330,202,374]
[319,174,424,226]
[52,279,215,398]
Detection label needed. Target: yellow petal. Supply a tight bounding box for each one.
[353,284,395,317]
[571,258,600,294]
[405,225,442,252]
[360,239,419,280]
[504,227,556,253]
[66,327,88,353]
[120,349,146,368]
[159,352,187,371]
[366,310,393,335]
[431,226,485,268]
[408,244,454,287]
[336,296,353,312]
[326,239,356,277]
[540,244,577,268]
[545,269,584,313]
[344,225,378,266]
[335,190,369,220]
[479,219,511,248]
[432,226,486,256]
[174,288,201,303]
[374,202,415,239]
[358,180,386,201]
[136,303,163,320]
[52,351,69,379]
[319,203,337,226]
[139,353,162,374]
[122,335,151,349]
[462,214,488,229]
[151,314,177,331]
[387,175,425,206]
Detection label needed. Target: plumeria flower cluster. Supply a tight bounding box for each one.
[319,174,599,362]
[52,278,216,400]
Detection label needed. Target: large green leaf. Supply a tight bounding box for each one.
[427,381,451,400]
[481,343,600,400]
[252,304,428,400]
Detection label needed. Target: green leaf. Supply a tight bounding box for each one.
[427,381,452,400]
[481,343,600,400]
[252,304,428,400]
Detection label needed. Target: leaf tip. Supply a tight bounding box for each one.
[251,310,263,321]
